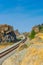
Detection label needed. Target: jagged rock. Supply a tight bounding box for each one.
[32,24,43,33]
[0,24,17,43]
[14,29,20,36]
[32,26,39,33]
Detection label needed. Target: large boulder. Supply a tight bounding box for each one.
[0,24,17,43]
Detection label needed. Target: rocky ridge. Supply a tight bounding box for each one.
[0,24,17,43]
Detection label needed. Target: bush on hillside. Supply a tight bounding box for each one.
[29,30,36,39]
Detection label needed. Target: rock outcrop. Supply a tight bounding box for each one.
[32,24,43,33]
[14,29,20,36]
[0,24,16,43]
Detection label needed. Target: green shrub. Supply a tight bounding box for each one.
[29,30,36,39]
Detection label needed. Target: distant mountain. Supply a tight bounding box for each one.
[14,29,20,36]
[23,32,29,37]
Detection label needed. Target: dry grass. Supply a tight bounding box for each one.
[21,46,43,65]
[2,33,43,65]
[17,43,28,52]
[36,33,43,39]
[0,45,7,50]
[21,33,43,65]
[0,42,14,50]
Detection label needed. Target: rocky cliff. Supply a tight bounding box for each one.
[14,29,20,36]
[32,24,43,33]
[0,24,17,43]
[29,24,43,39]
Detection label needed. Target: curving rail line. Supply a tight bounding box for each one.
[0,36,27,58]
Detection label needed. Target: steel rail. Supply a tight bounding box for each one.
[0,37,27,58]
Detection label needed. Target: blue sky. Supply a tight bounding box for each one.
[0,0,43,33]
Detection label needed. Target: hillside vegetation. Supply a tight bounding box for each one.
[21,33,43,65]
[29,24,43,39]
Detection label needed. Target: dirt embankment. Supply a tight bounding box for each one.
[2,33,43,65]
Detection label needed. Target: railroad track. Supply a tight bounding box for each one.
[0,37,27,58]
